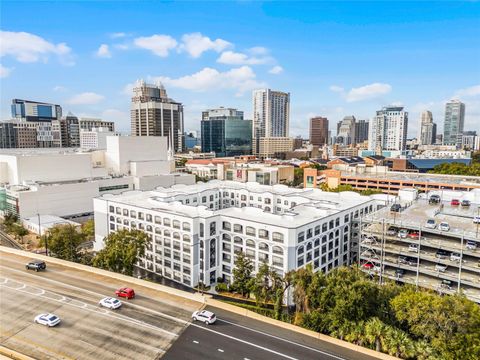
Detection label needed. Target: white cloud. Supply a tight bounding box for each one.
[330,83,392,102]
[179,33,231,58]
[0,64,12,78]
[110,32,127,39]
[217,50,271,65]
[53,85,66,92]
[268,65,283,75]
[134,34,178,57]
[113,43,129,50]
[96,44,112,58]
[66,92,105,105]
[154,66,265,96]
[329,85,344,93]
[0,30,74,65]
[454,85,480,98]
[248,46,268,55]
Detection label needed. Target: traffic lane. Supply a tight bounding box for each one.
[0,265,190,334]
[0,284,174,360]
[0,252,199,319]
[203,306,379,360]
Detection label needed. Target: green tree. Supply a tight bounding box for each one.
[93,229,149,276]
[81,219,95,240]
[231,252,254,297]
[251,262,285,308]
[364,317,387,352]
[40,224,86,262]
[3,213,19,232]
[11,223,29,243]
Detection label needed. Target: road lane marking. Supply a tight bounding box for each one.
[0,281,178,337]
[190,323,299,360]
[216,318,345,360]
[0,265,190,325]
[218,349,224,352]
[193,340,199,344]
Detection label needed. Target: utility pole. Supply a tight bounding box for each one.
[38,213,47,256]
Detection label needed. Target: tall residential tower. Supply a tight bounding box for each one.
[419,110,437,145]
[443,100,465,147]
[368,106,408,152]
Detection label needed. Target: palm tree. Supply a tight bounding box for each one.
[365,317,386,352]
[383,327,416,359]
[345,321,366,347]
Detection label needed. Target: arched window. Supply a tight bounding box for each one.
[258,242,269,251]
[173,232,180,240]
[329,232,334,239]
[306,242,313,251]
[164,230,171,237]
[146,225,153,232]
[234,236,243,245]
[109,216,114,221]
[272,232,284,243]
[246,239,255,248]
[272,246,284,255]
[222,234,231,241]
[297,246,304,255]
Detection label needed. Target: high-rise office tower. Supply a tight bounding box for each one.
[252,89,290,153]
[131,79,184,152]
[11,99,62,122]
[79,118,115,132]
[419,110,437,145]
[443,100,465,147]
[354,120,369,144]
[368,106,408,152]
[309,117,329,146]
[336,116,356,146]
[201,107,252,157]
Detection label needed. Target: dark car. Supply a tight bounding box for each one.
[390,204,401,212]
[436,249,449,259]
[461,200,471,207]
[429,194,441,204]
[26,260,46,272]
[395,268,405,278]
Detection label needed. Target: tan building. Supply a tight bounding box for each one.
[309,117,328,146]
[253,137,294,158]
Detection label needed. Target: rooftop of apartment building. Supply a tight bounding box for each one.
[0,147,81,156]
[99,180,381,228]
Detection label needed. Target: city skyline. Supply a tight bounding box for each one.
[1,1,479,138]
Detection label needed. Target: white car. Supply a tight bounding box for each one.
[425,219,436,229]
[99,297,122,309]
[192,310,217,325]
[450,252,461,262]
[466,240,477,251]
[34,313,61,327]
[398,229,409,238]
[435,264,448,272]
[408,244,419,253]
[439,222,450,232]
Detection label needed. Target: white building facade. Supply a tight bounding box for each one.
[93,181,380,290]
[369,106,408,152]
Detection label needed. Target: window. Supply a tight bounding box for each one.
[272,232,284,243]
[146,225,153,232]
[322,224,327,232]
[155,216,161,225]
[297,246,304,255]
[335,218,340,227]
[265,198,271,204]
[241,195,247,201]
[233,224,243,233]
[164,218,171,227]
[200,223,204,237]
[138,212,144,220]
[164,230,171,238]
[173,220,180,229]
[210,222,216,236]
[130,210,136,218]
[329,220,334,229]
[259,229,269,239]
[116,207,121,214]
[202,196,207,203]
[245,226,255,236]
[146,214,152,222]
[173,232,180,240]
[222,221,231,231]
[234,236,243,245]
[298,232,305,243]
[314,226,320,235]
[258,242,269,251]
[210,195,214,201]
[306,242,313,251]
[109,206,114,213]
[246,239,255,248]
[222,233,231,241]
[182,222,191,231]
[272,246,283,255]
[123,209,128,216]
[307,229,313,239]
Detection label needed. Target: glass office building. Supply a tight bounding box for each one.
[201,108,252,157]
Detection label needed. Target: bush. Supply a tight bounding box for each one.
[215,283,229,293]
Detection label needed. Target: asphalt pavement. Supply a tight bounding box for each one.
[1,251,382,360]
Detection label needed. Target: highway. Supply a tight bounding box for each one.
[0,251,380,360]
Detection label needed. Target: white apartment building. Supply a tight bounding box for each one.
[93,181,381,290]
[0,136,195,219]
[369,106,408,152]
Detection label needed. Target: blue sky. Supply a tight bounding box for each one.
[1,1,479,137]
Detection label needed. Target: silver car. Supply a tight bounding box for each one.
[34,313,61,327]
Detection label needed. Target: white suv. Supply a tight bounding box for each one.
[192,310,217,325]
[439,222,450,232]
[99,297,122,309]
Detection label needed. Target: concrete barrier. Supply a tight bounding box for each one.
[0,246,206,304]
[0,346,36,360]
[1,246,398,360]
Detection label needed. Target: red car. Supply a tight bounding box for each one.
[408,232,420,239]
[451,199,460,206]
[115,287,135,299]
[362,263,374,269]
